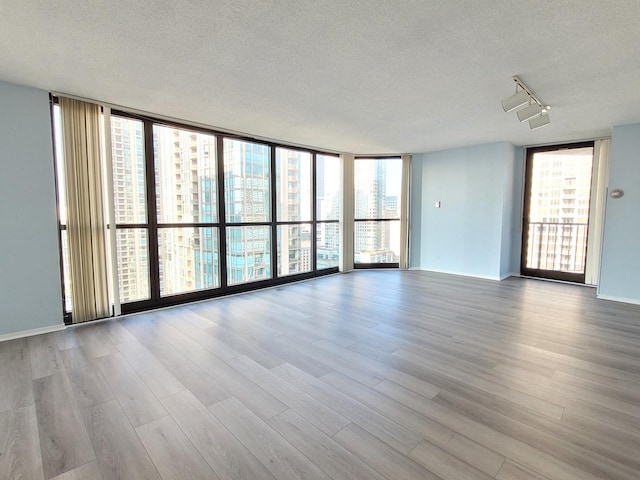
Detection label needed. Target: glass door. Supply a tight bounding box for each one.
[521,142,594,283]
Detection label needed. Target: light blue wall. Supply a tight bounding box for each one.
[413,142,517,280]
[598,123,640,303]
[508,147,525,275]
[0,81,63,336]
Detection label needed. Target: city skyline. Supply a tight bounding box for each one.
[54,107,409,314]
[53,108,346,311]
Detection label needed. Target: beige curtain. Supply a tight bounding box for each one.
[60,97,110,323]
[399,154,411,269]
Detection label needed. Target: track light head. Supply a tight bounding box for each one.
[501,89,530,112]
[502,76,551,129]
[517,103,543,122]
[529,113,551,130]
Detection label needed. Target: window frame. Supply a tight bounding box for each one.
[51,98,340,321]
[353,156,402,269]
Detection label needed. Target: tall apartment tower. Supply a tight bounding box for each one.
[527,152,592,272]
[154,127,218,295]
[276,149,308,276]
[110,117,149,302]
[316,155,340,269]
[224,140,271,284]
[354,160,396,263]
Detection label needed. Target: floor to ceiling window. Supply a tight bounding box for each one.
[154,125,220,296]
[275,148,313,276]
[316,154,341,269]
[52,106,72,313]
[223,139,272,286]
[354,157,402,268]
[52,102,341,319]
[111,115,151,303]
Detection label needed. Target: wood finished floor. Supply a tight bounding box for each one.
[1,270,640,480]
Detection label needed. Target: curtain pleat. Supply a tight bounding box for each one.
[60,97,110,323]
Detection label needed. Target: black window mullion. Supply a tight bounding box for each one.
[143,119,160,301]
[217,136,228,288]
[270,145,277,279]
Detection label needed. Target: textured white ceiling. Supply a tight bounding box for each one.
[1,1,639,154]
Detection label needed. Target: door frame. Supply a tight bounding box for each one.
[520,141,595,283]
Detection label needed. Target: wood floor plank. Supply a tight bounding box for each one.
[33,373,95,479]
[94,353,167,427]
[347,341,499,407]
[161,390,277,480]
[53,330,81,351]
[373,375,607,480]
[135,416,218,480]
[233,326,333,377]
[186,348,286,420]
[0,338,33,412]
[120,315,168,347]
[277,334,385,387]
[440,433,506,477]
[72,325,118,358]
[148,312,209,355]
[171,320,242,361]
[115,340,185,399]
[393,348,566,419]
[145,343,230,407]
[271,363,422,454]
[322,370,455,445]
[496,460,553,480]
[50,461,103,480]
[267,409,387,480]
[202,324,284,369]
[28,334,63,380]
[313,339,441,399]
[99,320,139,345]
[82,399,161,480]
[409,439,495,480]
[59,347,115,410]
[0,405,43,480]
[228,355,350,435]
[333,423,441,480]
[433,388,640,480]
[209,397,331,480]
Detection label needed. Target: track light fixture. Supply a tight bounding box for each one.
[517,102,542,122]
[501,76,551,130]
[529,113,551,130]
[501,89,530,112]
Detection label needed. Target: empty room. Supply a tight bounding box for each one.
[1,1,639,480]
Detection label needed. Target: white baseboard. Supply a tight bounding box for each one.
[500,272,519,280]
[596,294,640,306]
[0,324,66,343]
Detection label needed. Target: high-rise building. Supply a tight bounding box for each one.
[526,150,593,272]
[154,126,218,295]
[111,117,149,302]
[316,155,341,269]
[224,139,271,285]
[354,159,398,263]
[276,148,310,276]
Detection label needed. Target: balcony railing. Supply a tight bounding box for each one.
[526,222,588,273]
